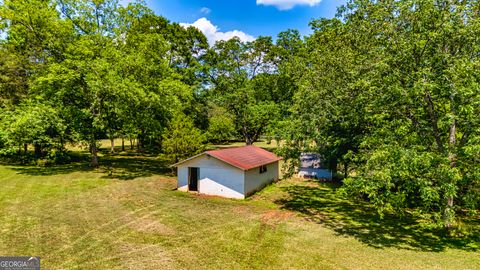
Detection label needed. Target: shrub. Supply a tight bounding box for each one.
[45,149,71,165]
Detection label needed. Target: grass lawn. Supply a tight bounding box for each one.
[0,148,478,269]
[97,138,280,151]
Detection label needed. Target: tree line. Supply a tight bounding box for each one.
[0,0,299,164]
[1,0,478,229]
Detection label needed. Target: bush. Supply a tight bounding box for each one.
[162,113,206,163]
[36,159,48,167]
[207,113,235,142]
[0,147,34,164]
[45,149,71,165]
[0,147,74,166]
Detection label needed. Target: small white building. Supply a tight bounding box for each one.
[172,145,282,199]
[297,153,333,180]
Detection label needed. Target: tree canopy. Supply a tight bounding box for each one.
[282,0,480,228]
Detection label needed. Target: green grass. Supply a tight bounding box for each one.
[0,149,478,269]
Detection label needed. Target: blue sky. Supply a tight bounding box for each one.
[136,0,346,44]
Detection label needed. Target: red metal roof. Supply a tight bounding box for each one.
[206,145,282,171]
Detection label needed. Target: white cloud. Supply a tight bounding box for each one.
[200,7,211,15]
[256,0,322,10]
[180,18,255,46]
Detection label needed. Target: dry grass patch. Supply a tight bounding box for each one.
[260,210,295,226]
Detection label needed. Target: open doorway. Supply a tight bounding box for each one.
[188,167,199,191]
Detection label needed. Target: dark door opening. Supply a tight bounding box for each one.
[188,167,199,191]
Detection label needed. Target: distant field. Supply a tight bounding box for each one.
[94,138,282,152]
[0,146,478,269]
[211,139,282,151]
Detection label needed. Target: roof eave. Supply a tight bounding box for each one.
[241,158,283,171]
[169,152,207,168]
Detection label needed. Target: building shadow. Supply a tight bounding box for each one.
[274,180,479,252]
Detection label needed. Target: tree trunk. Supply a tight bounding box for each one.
[137,137,142,151]
[245,127,263,146]
[328,158,338,177]
[110,137,115,153]
[424,90,444,153]
[90,137,99,167]
[245,132,260,145]
[122,137,125,152]
[275,136,281,147]
[34,144,41,158]
[448,122,457,167]
[130,138,133,150]
[91,145,99,167]
[444,120,457,229]
[23,143,28,154]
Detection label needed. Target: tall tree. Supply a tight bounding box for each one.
[287,0,480,229]
[33,0,128,166]
[0,0,69,108]
[204,37,281,145]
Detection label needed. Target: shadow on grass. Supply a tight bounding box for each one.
[10,150,172,181]
[6,151,92,176]
[275,180,479,252]
[10,162,93,176]
[99,154,172,180]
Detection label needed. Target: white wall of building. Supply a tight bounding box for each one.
[177,164,189,191]
[244,162,279,196]
[298,168,332,180]
[177,154,245,199]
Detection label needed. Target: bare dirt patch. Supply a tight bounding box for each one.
[260,210,295,226]
[233,205,251,215]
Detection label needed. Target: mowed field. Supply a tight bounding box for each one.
[0,143,478,269]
